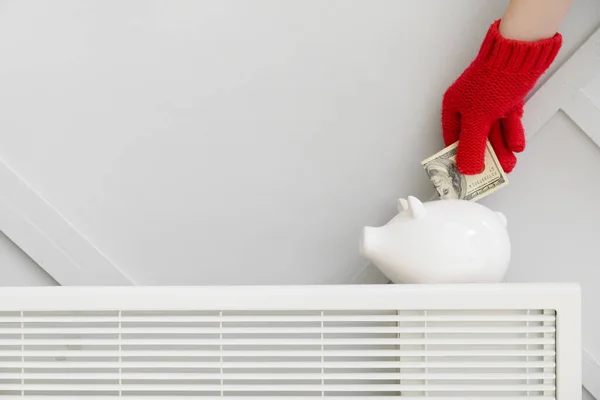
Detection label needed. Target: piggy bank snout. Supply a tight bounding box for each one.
[359,226,379,257]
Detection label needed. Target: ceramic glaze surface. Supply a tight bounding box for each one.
[360,196,510,283]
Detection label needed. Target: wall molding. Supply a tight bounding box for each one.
[584,350,600,399]
[524,27,600,141]
[350,263,390,284]
[523,24,600,395]
[0,158,134,286]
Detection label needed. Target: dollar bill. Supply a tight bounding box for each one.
[421,141,508,202]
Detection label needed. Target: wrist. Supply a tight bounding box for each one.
[499,0,573,42]
[499,18,555,42]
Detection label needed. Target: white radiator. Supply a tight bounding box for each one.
[0,284,580,399]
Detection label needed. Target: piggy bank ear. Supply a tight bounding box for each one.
[407,196,427,219]
[398,198,408,212]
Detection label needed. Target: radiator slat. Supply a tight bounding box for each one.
[0,349,558,357]
[0,397,559,400]
[0,338,556,345]
[0,360,557,369]
[0,326,557,334]
[0,314,557,322]
[0,384,557,391]
[0,372,557,380]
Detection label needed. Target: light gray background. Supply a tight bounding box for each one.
[1,1,599,396]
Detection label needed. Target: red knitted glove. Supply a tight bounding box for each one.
[442,20,562,174]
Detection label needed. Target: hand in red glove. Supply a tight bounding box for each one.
[442,20,562,175]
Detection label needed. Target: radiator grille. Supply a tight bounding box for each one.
[0,308,556,398]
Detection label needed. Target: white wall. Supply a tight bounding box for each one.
[0,0,599,286]
[0,232,56,286]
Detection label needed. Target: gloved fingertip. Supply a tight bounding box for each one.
[456,157,485,175]
[497,151,517,173]
[501,157,517,173]
[455,118,489,175]
[509,138,525,153]
[489,119,517,173]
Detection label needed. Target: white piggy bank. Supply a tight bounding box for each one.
[360,196,510,283]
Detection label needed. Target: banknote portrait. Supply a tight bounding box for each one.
[424,158,466,200]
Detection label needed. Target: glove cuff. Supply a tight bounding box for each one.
[476,19,562,73]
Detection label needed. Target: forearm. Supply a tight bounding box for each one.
[499,0,573,41]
